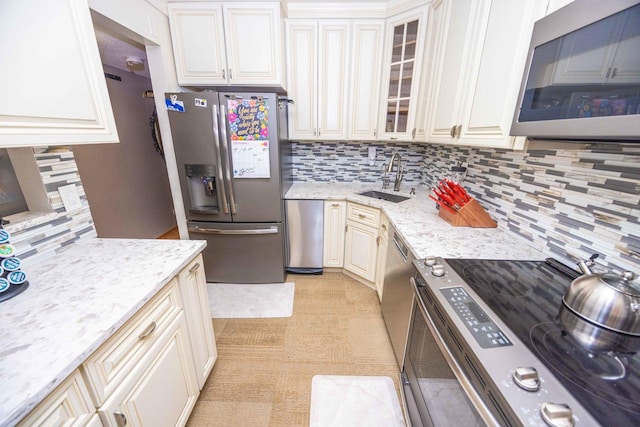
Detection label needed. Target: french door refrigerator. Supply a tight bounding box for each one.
[165,91,291,283]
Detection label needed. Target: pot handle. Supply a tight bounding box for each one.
[598,355,627,381]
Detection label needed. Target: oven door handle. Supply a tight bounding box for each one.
[410,277,501,426]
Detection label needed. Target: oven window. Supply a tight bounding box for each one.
[405,298,486,427]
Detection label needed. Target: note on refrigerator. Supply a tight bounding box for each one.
[227,98,270,178]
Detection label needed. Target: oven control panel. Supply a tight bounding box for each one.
[440,287,512,348]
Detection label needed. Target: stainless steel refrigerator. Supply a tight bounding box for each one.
[165,90,291,283]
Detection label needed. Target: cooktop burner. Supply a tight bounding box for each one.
[446,258,640,426]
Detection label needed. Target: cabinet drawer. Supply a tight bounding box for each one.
[346,203,380,228]
[82,280,183,405]
[18,370,95,427]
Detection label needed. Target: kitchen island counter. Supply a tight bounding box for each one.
[0,238,206,427]
[285,182,544,260]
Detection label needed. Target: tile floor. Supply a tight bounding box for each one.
[186,272,402,427]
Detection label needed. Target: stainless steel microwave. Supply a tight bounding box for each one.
[511,0,640,141]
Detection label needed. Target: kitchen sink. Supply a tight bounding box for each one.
[358,190,410,203]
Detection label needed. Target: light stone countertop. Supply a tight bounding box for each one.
[285,182,545,260]
[0,238,207,427]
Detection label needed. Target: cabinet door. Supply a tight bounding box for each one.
[425,0,546,149]
[167,3,228,85]
[344,221,378,283]
[286,20,318,140]
[457,0,547,148]
[323,201,346,268]
[223,3,284,85]
[425,0,474,144]
[99,314,198,427]
[348,21,385,140]
[17,370,96,427]
[317,22,350,140]
[178,255,217,390]
[378,7,428,141]
[0,0,118,147]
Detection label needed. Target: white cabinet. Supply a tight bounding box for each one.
[348,21,385,140]
[168,2,284,87]
[286,20,350,140]
[0,0,118,147]
[17,371,96,427]
[98,313,198,427]
[374,214,389,302]
[323,201,347,268]
[177,254,217,390]
[344,203,381,283]
[378,7,429,141]
[424,0,548,149]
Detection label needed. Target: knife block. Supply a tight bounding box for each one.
[438,198,497,228]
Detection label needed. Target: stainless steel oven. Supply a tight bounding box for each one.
[402,275,491,427]
[402,257,610,427]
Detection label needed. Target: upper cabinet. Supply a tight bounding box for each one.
[168,2,285,87]
[378,7,429,142]
[0,0,118,148]
[286,20,350,140]
[286,19,384,141]
[423,0,548,149]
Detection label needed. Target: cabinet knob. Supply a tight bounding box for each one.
[114,411,127,427]
[456,124,462,138]
[450,125,456,138]
[229,68,233,79]
[358,214,366,219]
[222,69,226,80]
[412,128,416,138]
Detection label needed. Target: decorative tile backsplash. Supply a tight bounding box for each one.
[4,148,96,266]
[291,140,640,274]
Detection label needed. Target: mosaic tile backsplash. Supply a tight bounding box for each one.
[4,148,96,266]
[291,140,640,274]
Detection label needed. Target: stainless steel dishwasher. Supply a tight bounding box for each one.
[285,199,324,274]
[381,226,416,369]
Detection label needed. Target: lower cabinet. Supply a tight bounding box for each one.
[97,314,198,427]
[18,253,215,427]
[374,214,390,301]
[177,255,217,390]
[323,201,346,268]
[17,371,97,427]
[343,202,381,284]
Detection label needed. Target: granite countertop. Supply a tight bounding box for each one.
[285,182,544,260]
[0,238,207,427]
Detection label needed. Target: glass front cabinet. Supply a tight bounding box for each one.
[378,7,428,141]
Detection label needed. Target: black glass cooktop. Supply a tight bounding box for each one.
[446,258,640,426]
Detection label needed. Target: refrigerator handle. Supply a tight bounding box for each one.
[188,226,278,235]
[219,105,237,214]
[211,104,230,215]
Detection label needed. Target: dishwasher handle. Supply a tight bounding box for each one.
[392,233,409,263]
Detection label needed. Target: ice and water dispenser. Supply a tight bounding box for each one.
[185,164,219,214]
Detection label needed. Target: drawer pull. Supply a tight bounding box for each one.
[138,321,157,340]
[189,263,200,273]
[114,411,127,427]
[331,203,340,207]
[381,224,387,231]
[358,214,366,219]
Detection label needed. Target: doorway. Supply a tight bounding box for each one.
[72,20,177,239]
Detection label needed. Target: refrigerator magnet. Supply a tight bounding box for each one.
[166,95,185,112]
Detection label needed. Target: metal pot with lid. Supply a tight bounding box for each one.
[562,254,640,336]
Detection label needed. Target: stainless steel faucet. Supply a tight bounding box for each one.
[386,153,404,191]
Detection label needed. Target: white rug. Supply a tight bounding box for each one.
[207,282,295,318]
[310,375,405,427]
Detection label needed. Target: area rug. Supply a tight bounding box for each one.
[310,375,405,427]
[207,282,295,318]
